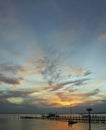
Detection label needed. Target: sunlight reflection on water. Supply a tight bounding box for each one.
[0,115,106,130]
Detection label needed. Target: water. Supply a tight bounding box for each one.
[0,114,106,130]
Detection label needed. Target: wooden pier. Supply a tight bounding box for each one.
[20,114,106,124]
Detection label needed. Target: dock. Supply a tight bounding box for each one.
[20,114,106,124]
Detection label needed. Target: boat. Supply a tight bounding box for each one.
[68,120,77,125]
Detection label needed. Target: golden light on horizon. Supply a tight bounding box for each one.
[58,99,84,107]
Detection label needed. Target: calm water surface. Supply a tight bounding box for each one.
[0,114,106,130]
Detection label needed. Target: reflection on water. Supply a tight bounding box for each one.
[0,115,106,130]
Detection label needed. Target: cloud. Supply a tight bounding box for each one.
[85,89,100,96]
[0,63,24,75]
[49,83,66,91]
[0,89,51,107]
[0,90,26,105]
[0,73,23,86]
[7,97,24,104]
[21,58,46,76]
[0,90,33,98]
[49,78,89,92]
[68,89,100,98]
[28,56,91,94]
[0,60,92,108]
[64,78,89,86]
[0,89,36,106]
[33,56,91,86]
[32,56,64,86]
[0,87,103,112]
[68,67,91,77]
[84,70,92,76]
[70,68,86,76]
[54,89,101,107]
[0,89,63,108]
[0,63,24,86]
[55,92,84,107]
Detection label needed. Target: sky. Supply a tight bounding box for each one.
[0,0,106,114]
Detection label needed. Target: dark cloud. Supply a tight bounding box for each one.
[0,63,24,86]
[84,70,92,76]
[0,89,45,102]
[0,73,23,85]
[0,90,31,98]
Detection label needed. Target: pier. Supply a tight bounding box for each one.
[20,114,106,124]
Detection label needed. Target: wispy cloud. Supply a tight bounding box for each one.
[49,78,89,92]
[31,56,91,85]
[23,56,91,95]
[68,67,91,77]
